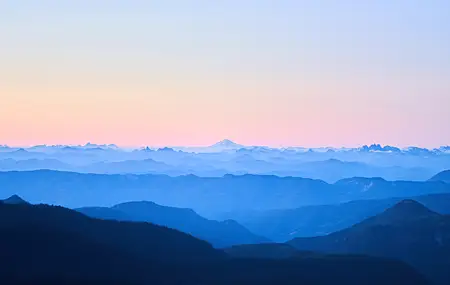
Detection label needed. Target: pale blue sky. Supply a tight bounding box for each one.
[1,1,449,147]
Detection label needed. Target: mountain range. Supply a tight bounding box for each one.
[2,140,449,154]
[0,153,449,284]
[0,197,428,285]
[76,201,268,248]
[2,170,450,216]
[216,192,450,242]
[0,141,449,182]
[288,200,450,285]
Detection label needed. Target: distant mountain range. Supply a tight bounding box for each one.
[288,200,450,285]
[0,197,427,285]
[0,141,449,182]
[1,140,449,154]
[2,170,450,216]
[76,201,268,248]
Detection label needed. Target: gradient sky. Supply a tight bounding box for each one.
[1,1,449,147]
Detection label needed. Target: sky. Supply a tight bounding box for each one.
[1,0,449,147]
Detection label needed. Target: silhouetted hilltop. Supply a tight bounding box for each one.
[0,202,222,263]
[78,200,268,248]
[430,170,450,183]
[2,194,28,205]
[289,200,450,284]
[0,201,429,285]
[359,199,441,227]
[214,192,450,242]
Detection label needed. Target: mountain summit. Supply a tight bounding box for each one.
[430,170,450,183]
[210,139,244,151]
[2,195,28,205]
[362,199,440,226]
[288,200,450,285]
[213,139,242,147]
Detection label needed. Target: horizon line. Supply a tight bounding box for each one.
[1,140,449,150]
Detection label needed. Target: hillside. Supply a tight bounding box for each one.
[0,201,222,263]
[224,243,314,259]
[289,200,450,285]
[77,201,268,248]
[430,170,450,183]
[0,201,428,285]
[2,194,29,205]
[222,193,450,241]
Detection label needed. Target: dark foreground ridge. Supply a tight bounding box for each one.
[289,200,450,285]
[2,194,28,205]
[0,199,428,285]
